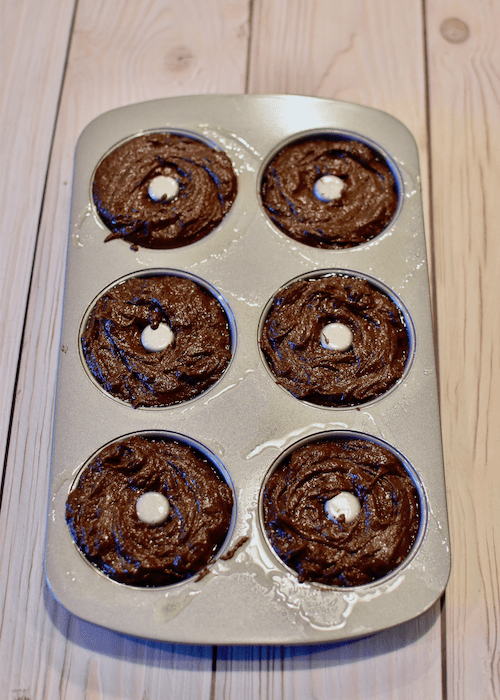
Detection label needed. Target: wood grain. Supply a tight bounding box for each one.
[426,1,500,698]
[0,0,75,490]
[0,1,249,698]
[214,2,443,697]
[215,605,442,699]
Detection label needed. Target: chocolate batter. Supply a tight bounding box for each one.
[66,435,233,587]
[260,274,409,406]
[93,132,237,249]
[261,137,398,248]
[263,437,420,587]
[81,275,232,408]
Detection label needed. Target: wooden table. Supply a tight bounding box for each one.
[1,1,498,698]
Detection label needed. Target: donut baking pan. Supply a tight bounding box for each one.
[45,94,450,645]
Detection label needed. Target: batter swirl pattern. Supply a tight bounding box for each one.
[261,137,398,248]
[66,435,233,587]
[81,275,232,408]
[260,274,410,407]
[93,132,237,249]
[263,437,420,587]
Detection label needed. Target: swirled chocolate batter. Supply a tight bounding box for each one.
[263,437,420,586]
[260,137,398,248]
[66,435,233,587]
[81,275,232,407]
[93,132,237,249]
[260,274,409,406]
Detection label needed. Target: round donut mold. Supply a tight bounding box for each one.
[258,429,427,591]
[90,128,239,250]
[258,268,415,410]
[66,430,237,590]
[258,128,403,249]
[78,268,237,409]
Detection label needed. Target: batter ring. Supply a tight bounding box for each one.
[262,435,420,587]
[260,136,399,248]
[260,273,410,407]
[93,132,238,249]
[66,434,234,587]
[81,274,233,408]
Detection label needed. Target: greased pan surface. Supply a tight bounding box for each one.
[45,95,450,645]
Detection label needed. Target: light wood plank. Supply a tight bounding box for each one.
[425,2,500,699]
[215,604,443,699]
[215,2,443,698]
[0,0,250,698]
[0,0,75,484]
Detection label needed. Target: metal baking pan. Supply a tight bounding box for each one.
[45,94,450,645]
